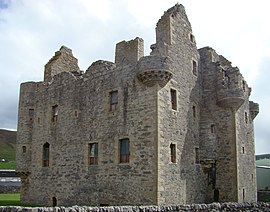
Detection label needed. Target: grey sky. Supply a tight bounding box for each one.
[0,0,269,154]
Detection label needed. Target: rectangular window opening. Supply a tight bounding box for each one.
[245,112,248,124]
[195,147,200,164]
[43,143,50,167]
[120,138,130,163]
[189,33,195,43]
[29,109,34,121]
[22,146,26,153]
[170,89,177,110]
[52,105,58,122]
[211,124,216,133]
[89,143,98,165]
[192,60,197,76]
[170,143,176,163]
[110,91,118,111]
[192,105,196,118]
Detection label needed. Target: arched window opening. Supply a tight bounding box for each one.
[52,197,57,207]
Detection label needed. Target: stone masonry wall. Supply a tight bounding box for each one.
[0,185,20,193]
[17,39,159,206]
[198,47,257,202]
[154,4,205,204]
[16,3,259,207]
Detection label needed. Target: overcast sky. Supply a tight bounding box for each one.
[0,0,269,154]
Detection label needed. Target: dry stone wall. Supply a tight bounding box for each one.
[1,203,270,212]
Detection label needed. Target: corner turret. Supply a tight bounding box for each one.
[249,101,259,120]
[216,65,245,110]
[137,56,172,87]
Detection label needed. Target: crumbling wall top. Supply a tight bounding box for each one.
[44,46,81,82]
[115,37,144,66]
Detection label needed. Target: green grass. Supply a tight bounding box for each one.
[0,193,43,207]
[0,193,20,206]
[0,161,16,169]
[0,148,16,161]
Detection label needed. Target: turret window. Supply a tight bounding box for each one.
[192,105,196,118]
[170,143,176,163]
[245,112,248,124]
[170,89,177,110]
[192,60,197,76]
[189,33,195,43]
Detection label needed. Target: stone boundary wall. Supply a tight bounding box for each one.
[0,185,20,194]
[1,202,270,212]
[258,190,270,202]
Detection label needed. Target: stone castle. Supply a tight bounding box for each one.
[16,4,259,207]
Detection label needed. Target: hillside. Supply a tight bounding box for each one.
[0,129,16,161]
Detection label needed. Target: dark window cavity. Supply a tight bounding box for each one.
[195,147,200,164]
[52,105,58,122]
[43,142,50,167]
[170,143,176,163]
[89,143,98,165]
[170,89,177,110]
[120,138,129,163]
[245,112,248,124]
[110,90,118,111]
[192,60,197,76]
[211,124,216,133]
[192,105,196,118]
[29,109,34,121]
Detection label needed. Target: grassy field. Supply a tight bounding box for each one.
[0,129,16,170]
[0,193,20,206]
[0,193,42,207]
[0,161,16,169]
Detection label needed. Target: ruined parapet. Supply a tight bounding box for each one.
[156,4,190,46]
[85,60,116,79]
[249,101,259,120]
[151,4,195,57]
[44,46,81,82]
[137,56,172,87]
[115,37,144,66]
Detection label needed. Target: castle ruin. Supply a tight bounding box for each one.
[16,4,259,206]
